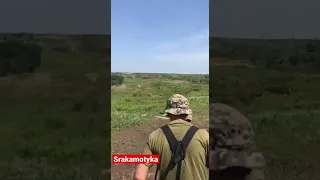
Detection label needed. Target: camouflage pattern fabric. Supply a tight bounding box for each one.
[161,94,193,121]
[209,103,266,180]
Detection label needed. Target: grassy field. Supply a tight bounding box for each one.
[0,49,110,179]
[111,74,209,131]
[210,62,320,179]
[111,74,209,179]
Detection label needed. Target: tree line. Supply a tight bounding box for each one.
[210,37,320,73]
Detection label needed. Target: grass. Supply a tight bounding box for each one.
[210,63,320,180]
[111,75,209,131]
[0,50,110,179]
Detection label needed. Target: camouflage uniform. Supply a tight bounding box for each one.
[209,103,266,180]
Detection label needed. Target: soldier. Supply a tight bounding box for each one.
[209,103,266,180]
[134,94,209,180]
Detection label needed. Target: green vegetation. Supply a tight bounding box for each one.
[111,73,124,86]
[211,37,320,73]
[0,34,110,179]
[0,41,42,76]
[111,73,209,179]
[131,73,209,84]
[210,37,320,180]
[111,73,209,131]
[0,34,110,55]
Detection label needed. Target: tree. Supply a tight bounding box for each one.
[111,73,124,86]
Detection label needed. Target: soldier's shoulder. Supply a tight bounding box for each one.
[148,128,163,139]
[196,128,209,136]
[194,128,209,142]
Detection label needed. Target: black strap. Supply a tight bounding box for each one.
[181,126,198,153]
[155,125,198,180]
[176,126,198,180]
[160,125,177,152]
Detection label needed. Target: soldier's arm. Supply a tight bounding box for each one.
[134,131,158,180]
[134,142,152,180]
[199,129,210,168]
[134,164,149,180]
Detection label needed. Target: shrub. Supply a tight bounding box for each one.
[25,43,42,72]
[0,41,42,76]
[111,73,124,86]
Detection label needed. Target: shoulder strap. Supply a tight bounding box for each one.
[155,125,199,180]
[160,125,178,152]
[155,125,177,180]
[181,126,199,154]
[176,126,198,180]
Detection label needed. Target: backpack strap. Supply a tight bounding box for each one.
[155,125,178,180]
[176,126,198,180]
[160,125,178,152]
[155,125,198,180]
[181,126,199,154]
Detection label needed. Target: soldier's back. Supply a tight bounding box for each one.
[146,119,209,180]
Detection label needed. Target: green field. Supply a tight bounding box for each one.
[111,73,209,178]
[0,45,110,179]
[210,38,320,180]
[111,73,209,131]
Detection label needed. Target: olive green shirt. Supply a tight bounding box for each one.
[143,119,209,180]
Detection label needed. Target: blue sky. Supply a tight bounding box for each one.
[111,0,208,74]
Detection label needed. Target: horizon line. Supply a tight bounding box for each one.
[111,71,208,75]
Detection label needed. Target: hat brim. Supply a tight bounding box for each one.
[162,109,192,121]
[164,108,191,115]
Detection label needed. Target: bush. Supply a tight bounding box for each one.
[111,73,124,86]
[0,41,42,76]
[25,43,42,72]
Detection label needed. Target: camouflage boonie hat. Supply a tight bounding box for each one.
[162,94,192,120]
[209,103,266,170]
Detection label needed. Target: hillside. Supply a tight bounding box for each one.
[0,33,110,55]
[210,38,320,180]
[0,34,110,179]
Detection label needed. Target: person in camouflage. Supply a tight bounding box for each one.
[134,94,209,180]
[209,103,266,180]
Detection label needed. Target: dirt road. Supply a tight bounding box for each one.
[111,118,208,180]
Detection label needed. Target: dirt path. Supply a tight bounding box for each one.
[111,118,208,180]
